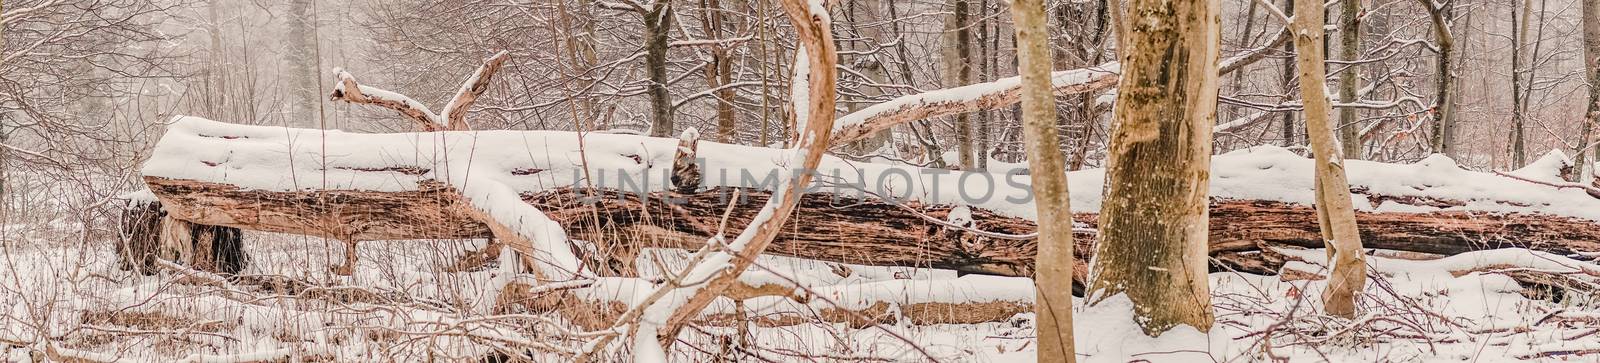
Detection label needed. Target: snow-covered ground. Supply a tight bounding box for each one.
[3,224,1599,362]
[10,117,1600,361]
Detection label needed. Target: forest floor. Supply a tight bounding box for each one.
[10,129,1600,361]
[1,226,1597,362]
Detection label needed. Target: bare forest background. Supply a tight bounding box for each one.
[6,0,1597,215]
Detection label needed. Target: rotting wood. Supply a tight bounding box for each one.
[144,177,491,241]
[139,176,1600,281]
[119,199,247,275]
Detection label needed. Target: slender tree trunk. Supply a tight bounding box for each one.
[1232,0,1260,124]
[284,0,320,126]
[559,0,601,131]
[205,0,230,120]
[644,2,675,137]
[757,0,773,146]
[949,0,976,169]
[1292,0,1369,319]
[976,0,992,169]
[700,0,737,143]
[1421,0,1456,157]
[1338,0,1362,159]
[1512,0,1531,167]
[1280,0,1298,147]
[1010,0,1074,359]
[1087,0,1219,336]
[845,0,894,154]
[887,0,920,157]
[1576,0,1600,182]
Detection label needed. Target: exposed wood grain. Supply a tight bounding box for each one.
[140,178,1600,281]
[144,176,490,241]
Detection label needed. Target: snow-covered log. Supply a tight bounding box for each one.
[137,118,1600,282]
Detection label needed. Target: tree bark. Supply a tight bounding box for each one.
[976,0,993,170]
[1512,0,1532,168]
[284,0,320,127]
[1010,0,1075,359]
[843,0,894,155]
[644,2,675,137]
[1085,0,1220,336]
[1292,0,1368,318]
[699,0,738,143]
[1338,0,1362,159]
[948,0,976,169]
[1280,0,1298,147]
[1574,0,1599,183]
[1420,0,1457,157]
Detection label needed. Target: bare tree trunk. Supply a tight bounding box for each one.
[700,0,737,143]
[1087,0,1219,336]
[1234,0,1259,101]
[1338,0,1362,159]
[1280,0,1298,147]
[1010,0,1074,359]
[644,1,675,137]
[284,0,320,126]
[845,0,893,154]
[949,0,976,169]
[1421,0,1457,157]
[1577,0,1600,182]
[1512,0,1532,167]
[204,0,230,120]
[757,0,774,146]
[1292,0,1369,319]
[976,0,993,170]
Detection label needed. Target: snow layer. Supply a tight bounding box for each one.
[831,63,1120,132]
[144,117,1600,227]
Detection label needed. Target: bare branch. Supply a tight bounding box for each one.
[328,68,445,131]
[441,51,511,131]
[830,63,1121,147]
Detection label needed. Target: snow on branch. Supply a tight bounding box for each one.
[825,26,1290,148]
[587,0,842,358]
[830,63,1121,146]
[440,51,511,131]
[329,68,446,131]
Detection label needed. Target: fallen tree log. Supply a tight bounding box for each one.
[533,188,1600,280]
[135,172,1600,281]
[136,118,1600,282]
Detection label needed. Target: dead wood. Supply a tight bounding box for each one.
[137,174,1600,282]
[118,199,247,275]
[441,51,511,131]
[329,70,444,131]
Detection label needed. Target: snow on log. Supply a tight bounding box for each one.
[140,118,1600,282]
